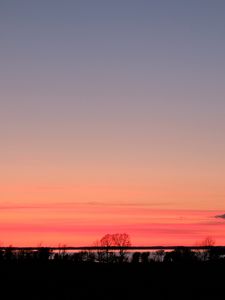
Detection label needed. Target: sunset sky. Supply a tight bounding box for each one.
[1,0,225,246]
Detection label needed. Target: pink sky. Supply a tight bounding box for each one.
[0,194,225,246]
[1,1,225,246]
[1,173,225,246]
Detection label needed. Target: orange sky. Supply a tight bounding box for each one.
[1,182,225,246]
[1,1,225,246]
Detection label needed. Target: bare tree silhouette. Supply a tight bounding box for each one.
[155,250,165,262]
[111,233,131,263]
[99,233,131,263]
[100,234,114,263]
[200,236,216,261]
[201,236,216,247]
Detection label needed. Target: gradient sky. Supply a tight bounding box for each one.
[1,0,225,246]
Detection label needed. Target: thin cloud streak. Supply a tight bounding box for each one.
[0,204,225,246]
[215,214,225,219]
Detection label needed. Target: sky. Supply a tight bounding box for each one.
[0,0,225,246]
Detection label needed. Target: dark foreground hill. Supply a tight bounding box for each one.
[1,246,225,299]
[1,260,225,300]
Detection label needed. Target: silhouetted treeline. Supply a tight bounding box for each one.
[0,246,225,263]
[1,246,225,299]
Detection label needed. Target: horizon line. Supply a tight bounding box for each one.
[1,245,224,251]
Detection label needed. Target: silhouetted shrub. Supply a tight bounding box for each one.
[164,248,197,263]
[131,252,140,263]
[140,252,150,263]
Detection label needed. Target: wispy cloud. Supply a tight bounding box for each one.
[0,205,42,210]
[215,214,225,219]
[0,201,173,210]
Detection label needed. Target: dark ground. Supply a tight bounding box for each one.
[1,261,225,300]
